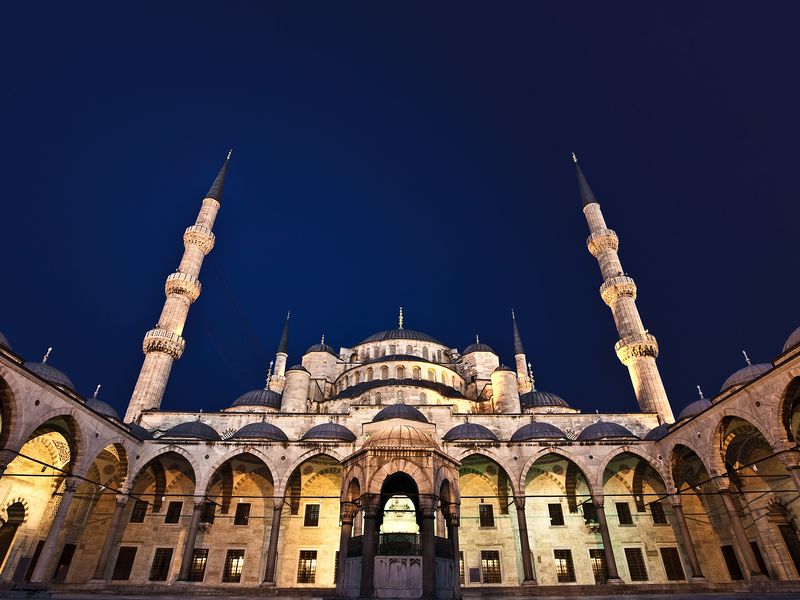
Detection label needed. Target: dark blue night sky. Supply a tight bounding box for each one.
[2,3,798,418]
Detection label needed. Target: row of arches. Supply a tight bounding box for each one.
[337,364,465,394]
[349,345,448,364]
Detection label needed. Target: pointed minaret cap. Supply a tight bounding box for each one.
[205,149,232,201]
[572,152,599,207]
[277,310,290,355]
[512,309,525,356]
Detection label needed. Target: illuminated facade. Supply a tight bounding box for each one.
[1,155,799,596]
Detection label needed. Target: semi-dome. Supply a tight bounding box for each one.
[0,332,10,349]
[286,364,310,373]
[577,421,638,441]
[359,329,442,345]
[231,388,282,409]
[520,389,570,409]
[510,422,567,441]
[784,326,800,353]
[162,420,221,441]
[644,423,671,441]
[677,397,712,420]
[305,342,338,356]
[24,361,74,390]
[86,397,120,420]
[125,422,153,440]
[302,422,356,442]
[232,422,288,441]
[720,363,771,392]
[443,423,498,442]
[373,404,428,424]
[364,424,439,449]
[462,342,495,355]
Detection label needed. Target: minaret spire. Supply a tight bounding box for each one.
[125,152,229,423]
[512,310,532,393]
[576,154,674,423]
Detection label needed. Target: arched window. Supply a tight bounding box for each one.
[380,366,389,380]
[422,347,429,360]
[354,371,361,384]
[360,349,366,361]
[389,344,397,355]
[406,345,413,355]
[427,369,436,382]
[412,366,421,380]
[441,372,448,385]
[350,353,357,363]
[345,375,351,387]
[396,366,405,379]
[366,368,373,382]
[374,346,380,358]
[437,349,443,363]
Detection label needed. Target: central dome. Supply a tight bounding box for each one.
[363,424,439,450]
[359,329,442,345]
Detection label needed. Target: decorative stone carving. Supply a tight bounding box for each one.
[615,332,659,364]
[586,228,619,256]
[599,275,637,306]
[164,272,202,302]
[183,225,215,255]
[142,328,186,359]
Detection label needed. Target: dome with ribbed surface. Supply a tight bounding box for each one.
[24,361,74,390]
[510,422,566,441]
[677,398,712,420]
[721,363,771,392]
[577,421,637,441]
[644,423,671,441]
[232,422,288,441]
[302,422,356,442]
[443,423,498,442]
[359,329,442,345]
[162,421,221,441]
[373,404,428,423]
[231,388,282,409]
[462,342,495,355]
[0,332,9,349]
[86,398,120,420]
[784,326,800,353]
[126,422,153,440]
[520,389,570,409]
[364,424,439,449]
[305,343,338,356]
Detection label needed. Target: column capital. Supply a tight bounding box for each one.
[513,495,526,509]
[115,494,129,508]
[340,501,358,523]
[192,500,205,512]
[360,493,380,517]
[62,476,80,494]
[778,449,800,470]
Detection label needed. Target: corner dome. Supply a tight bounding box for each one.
[373,404,428,424]
[721,363,771,392]
[86,397,120,420]
[784,326,800,353]
[162,420,221,441]
[510,422,566,441]
[644,423,671,441]
[24,361,74,390]
[305,342,338,356]
[232,422,288,441]
[231,388,281,409]
[577,421,638,441]
[677,398,712,420]
[520,389,570,409]
[286,364,310,373]
[0,332,10,349]
[125,422,153,440]
[302,422,356,442]
[364,424,439,450]
[443,423,498,442]
[359,329,442,345]
[462,342,495,355]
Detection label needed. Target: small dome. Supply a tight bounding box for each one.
[577,421,638,441]
[231,388,282,409]
[286,364,310,374]
[232,422,288,441]
[125,422,153,440]
[359,329,442,345]
[677,398,712,420]
[644,423,671,441]
[493,365,515,373]
[443,423,498,442]
[784,326,800,353]
[302,422,356,442]
[0,332,10,349]
[364,424,439,449]
[510,422,566,441]
[373,404,428,424]
[520,389,570,409]
[720,363,771,392]
[24,361,74,390]
[162,420,221,441]
[462,342,495,355]
[306,342,338,356]
[86,397,120,420]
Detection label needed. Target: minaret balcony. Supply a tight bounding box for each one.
[586,228,619,256]
[165,272,202,302]
[143,328,186,359]
[183,225,215,255]
[614,333,659,364]
[599,275,637,306]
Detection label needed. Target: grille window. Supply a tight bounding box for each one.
[616,502,633,525]
[548,503,565,526]
[478,504,495,528]
[201,502,216,524]
[297,550,317,583]
[624,547,648,581]
[149,548,173,581]
[650,501,668,524]
[164,501,182,524]
[659,547,685,581]
[459,551,465,584]
[222,550,245,583]
[554,549,576,583]
[129,500,148,523]
[111,547,137,580]
[304,504,320,527]
[589,549,608,584]
[234,503,251,526]
[188,549,208,582]
[480,550,501,583]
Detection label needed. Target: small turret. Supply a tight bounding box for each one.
[491,365,520,413]
[273,311,290,381]
[281,365,311,412]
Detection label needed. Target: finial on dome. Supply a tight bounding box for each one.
[742,350,752,366]
[696,385,704,400]
[42,347,52,364]
[286,309,291,320]
[93,384,101,399]
[265,361,274,389]
[476,334,480,344]
[321,334,325,345]
[571,152,578,163]
[527,362,536,390]
[226,148,233,161]
[398,306,404,330]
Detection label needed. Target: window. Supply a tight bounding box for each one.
[659,547,685,581]
[616,502,633,525]
[396,366,405,379]
[406,345,413,355]
[201,501,216,524]
[366,368,373,382]
[548,503,565,526]
[441,372,448,385]
[750,541,768,575]
[188,549,208,582]
[222,550,245,583]
[304,504,320,527]
[422,347,429,360]
[412,367,421,380]
[721,545,744,580]
[297,550,317,583]
[149,548,173,581]
[354,371,361,384]
[389,344,396,355]
[427,369,435,382]
[380,366,389,380]
[650,501,667,524]
[234,503,251,526]
[480,550,501,583]
[333,550,339,584]
[111,547,137,580]
[582,502,598,523]
[164,501,182,524]
[589,549,607,584]
[459,551,465,584]
[554,549,575,583]
[478,504,494,527]
[624,547,648,581]
[129,500,148,523]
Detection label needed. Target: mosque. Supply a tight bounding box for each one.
[0,152,799,596]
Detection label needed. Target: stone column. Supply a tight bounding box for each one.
[92,495,128,580]
[669,499,704,580]
[593,500,622,583]
[353,508,363,536]
[0,448,17,481]
[445,504,461,600]
[360,495,379,597]
[177,501,203,580]
[263,500,284,583]
[717,486,765,579]
[421,497,436,598]
[30,476,79,583]
[514,496,536,583]
[778,451,800,495]
[336,503,357,597]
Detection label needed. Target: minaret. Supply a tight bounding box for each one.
[124,151,230,423]
[512,309,532,393]
[574,153,674,423]
[271,311,290,388]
